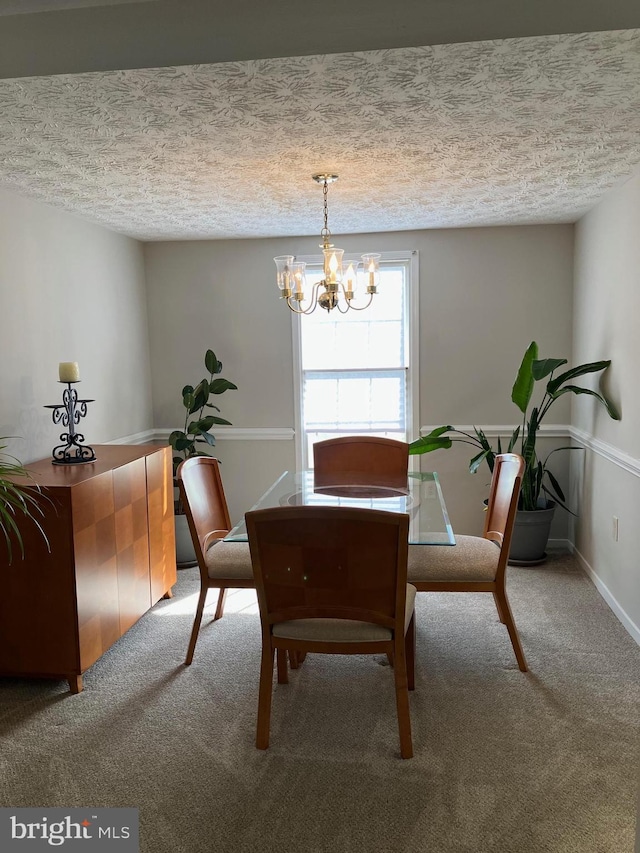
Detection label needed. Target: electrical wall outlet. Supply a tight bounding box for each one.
[612,516,619,541]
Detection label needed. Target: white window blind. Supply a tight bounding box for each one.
[296,257,414,468]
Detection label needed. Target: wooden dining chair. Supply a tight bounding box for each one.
[407,453,528,671]
[176,456,254,665]
[246,505,416,758]
[312,435,409,489]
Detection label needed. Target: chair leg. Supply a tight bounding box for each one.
[493,591,506,623]
[495,587,528,672]
[256,643,275,750]
[392,642,413,759]
[185,586,209,666]
[289,650,299,669]
[277,648,289,684]
[214,588,227,621]
[405,612,416,691]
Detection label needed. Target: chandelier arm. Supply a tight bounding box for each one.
[343,292,375,311]
[285,281,321,315]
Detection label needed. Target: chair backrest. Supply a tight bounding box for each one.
[246,506,410,631]
[312,436,409,489]
[176,457,232,565]
[482,453,525,553]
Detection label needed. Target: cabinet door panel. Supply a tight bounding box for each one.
[146,447,177,602]
[113,457,151,634]
[73,473,120,672]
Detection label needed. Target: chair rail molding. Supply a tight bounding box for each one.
[568,426,640,478]
[420,424,569,439]
[153,427,294,442]
[420,424,640,478]
[106,429,156,445]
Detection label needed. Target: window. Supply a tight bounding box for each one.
[292,251,418,469]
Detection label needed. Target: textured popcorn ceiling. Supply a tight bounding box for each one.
[0,0,157,14]
[0,29,639,241]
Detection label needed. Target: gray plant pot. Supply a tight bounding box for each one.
[508,502,556,566]
[174,510,198,569]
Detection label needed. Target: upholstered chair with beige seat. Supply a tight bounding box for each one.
[176,456,254,666]
[407,453,528,671]
[246,505,416,758]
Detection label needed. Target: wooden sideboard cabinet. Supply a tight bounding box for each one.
[0,445,177,693]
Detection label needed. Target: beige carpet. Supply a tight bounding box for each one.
[0,554,638,852]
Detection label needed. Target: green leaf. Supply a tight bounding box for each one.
[408,427,454,455]
[195,415,216,432]
[209,378,238,394]
[511,341,538,413]
[551,385,620,420]
[532,358,566,380]
[473,427,493,452]
[189,379,210,413]
[199,432,216,446]
[168,430,187,448]
[469,449,491,474]
[194,378,210,398]
[541,485,576,516]
[205,403,221,412]
[544,468,566,503]
[182,392,195,412]
[210,417,232,425]
[427,425,454,438]
[174,437,193,451]
[204,349,219,374]
[181,385,194,397]
[546,360,611,394]
[507,425,520,452]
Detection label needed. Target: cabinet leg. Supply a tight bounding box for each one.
[163,587,174,599]
[68,675,83,694]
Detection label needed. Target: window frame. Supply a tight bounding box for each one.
[291,249,419,470]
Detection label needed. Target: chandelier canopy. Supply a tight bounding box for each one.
[274,174,380,314]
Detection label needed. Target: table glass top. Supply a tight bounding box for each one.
[225,470,455,545]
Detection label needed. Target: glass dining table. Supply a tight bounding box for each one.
[224,470,455,545]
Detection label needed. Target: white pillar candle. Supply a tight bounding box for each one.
[59,362,80,382]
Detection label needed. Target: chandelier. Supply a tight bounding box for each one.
[274,174,380,314]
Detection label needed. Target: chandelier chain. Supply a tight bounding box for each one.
[321,179,331,244]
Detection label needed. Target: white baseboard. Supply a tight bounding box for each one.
[573,546,640,646]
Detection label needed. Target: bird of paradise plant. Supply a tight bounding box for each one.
[409,342,620,512]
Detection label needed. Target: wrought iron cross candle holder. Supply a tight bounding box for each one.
[45,382,97,465]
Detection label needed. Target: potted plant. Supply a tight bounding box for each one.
[168,349,237,566]
[409,341,620,563]
[0,437,48,565]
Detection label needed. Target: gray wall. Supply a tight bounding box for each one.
[144,224,574,530]
[0,186,154,464]
[572,171,640,639]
